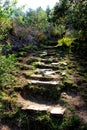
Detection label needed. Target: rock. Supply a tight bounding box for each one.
[50,106,66,115]
[60,62,67,66]
[23,105,50,111]
[61,71,66,76]
[45,71,55,75]
[62,92,67,95]
[28,80,59,86]
[40,51,47,57]
[36,68,56,75]
[51,63,59,65]
[24,105,66,115]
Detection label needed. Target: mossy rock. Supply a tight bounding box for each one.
[63,80,78,91]
[20,84,62,101]
[18,63,32,70]
[0,102,5,109]
[40,51,47,58]
[25,45,38,52]
[17,51,26,57]
[27,57,40,65]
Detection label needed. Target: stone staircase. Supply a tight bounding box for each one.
[17,44,72,116]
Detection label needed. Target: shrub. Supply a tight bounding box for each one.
[0,54,18,117]
[35,32,46,43]
[57,37,73,47]
[0,54,17,88]
[55,24,66,38]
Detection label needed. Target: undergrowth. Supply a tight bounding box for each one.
[1,110,87,130]
[0,54,18,117]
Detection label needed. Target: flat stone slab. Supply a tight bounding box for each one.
[18,94,66,115]
[36,68,56,75]
[40,51,47,57]
[61,71,66,76]
[35,62,59,69]
[45,71,55,75]
[51,63,60,65]
[23,105,66,115]
[23,105,50,111]
[29,74,58,81]
[43,46,56,49]
[28,80,59,85]
[59,62,67,66]
[50,106,66,115]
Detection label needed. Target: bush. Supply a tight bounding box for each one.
[57,37,73,47]
[0,54,17,88]
[35,32,46,43]
[0,54,18,117]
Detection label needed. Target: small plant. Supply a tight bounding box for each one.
[57,37,74,57]
[57,37,73,47]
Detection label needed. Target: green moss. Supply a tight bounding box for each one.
[18,63,32,70]
[63,80,78,91]
[0,102,5,109]
[17,51,26,57]
[27,57,40,65]
[40,51,47,57]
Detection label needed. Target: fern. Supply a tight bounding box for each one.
[57,37,73,47]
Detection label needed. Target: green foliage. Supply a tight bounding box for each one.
[63,79,77,90]
[53,24,66,38]
[0,54,18,117]
[57,37,73,47]
[2,110,87,130]
[24,7,49,31]
[0,9,11,40]
[50,0,70,24]
[0,54,17,88]
[0,0,21,40]
[35,32,46,42]
[50,0,87,47]
[60,116,81,130]
[69,0,87,37]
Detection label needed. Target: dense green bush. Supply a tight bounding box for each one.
[0,54,18,117]
[0,54,17,88]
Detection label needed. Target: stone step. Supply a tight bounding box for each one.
[22,69,60,81]
[23,68,57,76]
[28,80,60,86]
[46,52,56,56]
[27,74,59,81]
[35,68,56,75]
[40,52,57,58]
[42,46,56,49]
[35,61,67,70]
[20,83,62,101]
[17,94,66,115]
[34,62,59,70]
[41,58,60,63]
[47,51,58,55]
[18,63,32,70]
[26,57,41,65]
